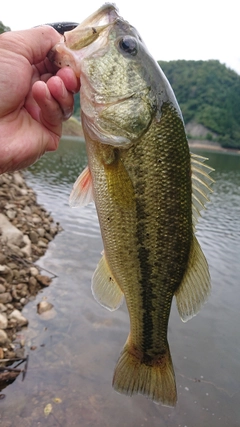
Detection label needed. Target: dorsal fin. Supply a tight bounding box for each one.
[191,153,214,229]
[69,165,94,207]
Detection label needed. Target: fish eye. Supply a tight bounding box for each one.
[119,36,138,56]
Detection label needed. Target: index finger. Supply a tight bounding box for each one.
[0,25,61,65]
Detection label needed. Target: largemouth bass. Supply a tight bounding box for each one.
[50,4,214,406]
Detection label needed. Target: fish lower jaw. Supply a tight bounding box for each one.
[48,44,80,75]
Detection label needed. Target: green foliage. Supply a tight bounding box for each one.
[0,21,10,34]
[158,60,240,148]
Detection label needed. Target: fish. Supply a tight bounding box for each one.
[49,3,214,406]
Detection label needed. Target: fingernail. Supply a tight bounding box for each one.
[63,107,73,120]
[61,82,68,98]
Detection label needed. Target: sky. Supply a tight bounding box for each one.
[2,0,240,74]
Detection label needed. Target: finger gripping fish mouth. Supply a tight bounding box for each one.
[48,5,120,73]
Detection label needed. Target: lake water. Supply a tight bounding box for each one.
[0,138,240,427]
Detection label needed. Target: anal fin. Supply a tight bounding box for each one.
[91,253,124,311]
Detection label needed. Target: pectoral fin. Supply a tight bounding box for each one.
[92,253,124,311]
[69,165,94,207]
[175,235,211,322]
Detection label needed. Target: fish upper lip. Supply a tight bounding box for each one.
[75,3,119,29]
[62,5,119,52]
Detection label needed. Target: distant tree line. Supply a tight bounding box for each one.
[158,60,240,149]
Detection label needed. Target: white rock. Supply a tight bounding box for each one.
[19,189,28,196]
[21,235,32,257]
[0,313,8,329]
[0,213,24,246]
[5,203,15,210]
[0,284,6,293]
[6,209,16,220]
[0,303,7,312]
[37,228,45,237]
[37,301,54,314]
[29,267,39,276]
[0,329,8,345]
[13,171,25,187]
[38,240,47,248]
[0,293,12,304]
[32,216,41,224]
[9,309,28,327]
[23,206,32,215]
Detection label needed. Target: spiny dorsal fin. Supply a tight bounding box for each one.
[92,253,124,311]
[175,235,211,322]
[69,165,94,207]
[191,153,214,229]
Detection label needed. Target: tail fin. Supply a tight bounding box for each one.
[112,340,177,407]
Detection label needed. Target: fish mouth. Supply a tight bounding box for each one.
[48,4,120,70]
[48,4,121,74]
[63,3,119,51]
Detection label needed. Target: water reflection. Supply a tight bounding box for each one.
[0,140,240,427]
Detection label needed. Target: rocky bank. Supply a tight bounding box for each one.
[0,171,61,377]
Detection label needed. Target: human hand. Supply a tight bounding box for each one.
[0,26,80,174]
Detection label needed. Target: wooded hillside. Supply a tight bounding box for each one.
[158,60,240,148]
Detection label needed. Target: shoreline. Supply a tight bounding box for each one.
[0,171,62,385]
[62,116,240,155]
[188,140,240,154]
[61,127,240,155]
